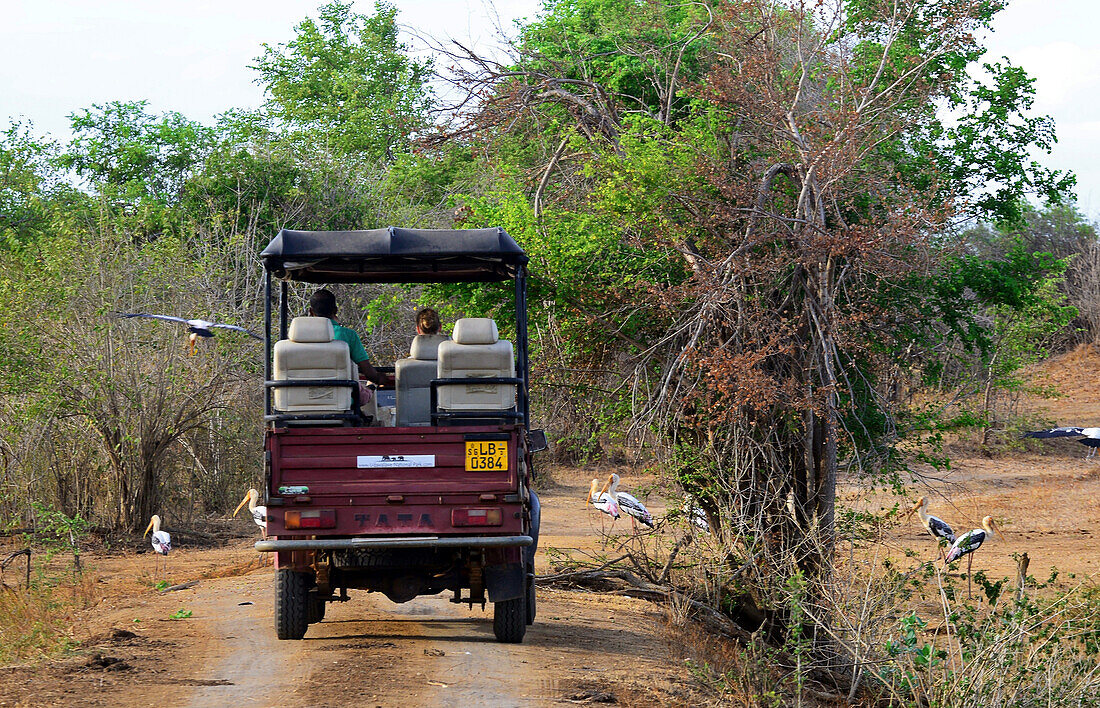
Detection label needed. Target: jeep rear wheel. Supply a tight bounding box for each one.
[275,569,310,640]
[493,593,527,643]
[525,562,536,626]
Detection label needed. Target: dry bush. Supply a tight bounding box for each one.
[0,566,99,664]
[1071,239,1100,343]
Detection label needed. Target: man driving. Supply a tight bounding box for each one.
[308,288,389,386]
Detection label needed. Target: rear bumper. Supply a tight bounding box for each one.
[255,535,533,552]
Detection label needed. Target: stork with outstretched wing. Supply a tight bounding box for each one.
[1023,426,1100,459]
[113,312,262,355]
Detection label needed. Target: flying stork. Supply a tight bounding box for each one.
[1023,426,1100,459]
[905,496,956,561]
[233,488,267,539]
[143,514,172,580]
[944,515,998,599]
[600,473,653,531]
[113,312,262,355]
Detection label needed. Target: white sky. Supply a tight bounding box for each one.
[2,0,1097,218]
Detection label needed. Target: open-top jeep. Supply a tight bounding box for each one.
[255,227,543,643]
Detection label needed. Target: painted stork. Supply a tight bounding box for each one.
[586,478,621,523]
[945,515,998,598]
[113,312,262,355]
[1023,426,1100,459]
[600,473,653,530]
[682,497,710,534]
[143,514,172,579]
[905,496,956,560]
[233,488,267,538]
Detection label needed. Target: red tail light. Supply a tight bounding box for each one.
[452,508,503,527]
[284,509,336,529]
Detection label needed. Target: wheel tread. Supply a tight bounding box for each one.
[275,569,310,640]
[493,595,527,643]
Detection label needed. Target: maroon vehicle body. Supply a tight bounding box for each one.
[255,227,542,644]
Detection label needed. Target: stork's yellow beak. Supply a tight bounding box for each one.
[599,480,611,496]
[233,494,250,517]
[143,520,153,538]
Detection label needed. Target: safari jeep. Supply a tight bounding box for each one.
[255,227,544,643]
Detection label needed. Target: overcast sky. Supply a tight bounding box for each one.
[2,0,1097,218]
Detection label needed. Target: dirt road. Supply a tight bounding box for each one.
[5,348,1100,707]
[0,471,698,708]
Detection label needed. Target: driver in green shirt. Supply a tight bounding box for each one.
[308,289,390,385]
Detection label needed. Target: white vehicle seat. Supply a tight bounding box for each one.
[436,318,515,415]
[395,334,450,426]
[272,317,355,415]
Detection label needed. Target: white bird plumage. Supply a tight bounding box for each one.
[113,312,262,355]
[234,488,267,538]
[587,478,621,520]
[143,514,172,579]
[1024,426,1100,459]
[905,496,956,561]
[600,473,653,530]
[944,515,998,598]
[683,497,710,534]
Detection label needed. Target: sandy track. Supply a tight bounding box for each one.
[10,340,1100,708]
[0,471,697,707]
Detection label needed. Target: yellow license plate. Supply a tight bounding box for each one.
[465,440,508,471]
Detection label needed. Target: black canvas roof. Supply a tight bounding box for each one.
[260,227,528,283]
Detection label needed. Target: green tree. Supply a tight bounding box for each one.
[433,0,1077,642]
[253,1,432,160]
[60,101,215,238]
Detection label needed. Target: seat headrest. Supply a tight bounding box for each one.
[453,318,498,345]
[410,334,449,360]
[288,316,334,343]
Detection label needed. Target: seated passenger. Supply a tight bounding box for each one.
[415,307,443,338]
[394,307,449,427]
[308,289,391,388]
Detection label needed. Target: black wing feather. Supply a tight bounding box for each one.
[1024,427,1085,439]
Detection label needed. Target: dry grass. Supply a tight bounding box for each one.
[0,569,99,664]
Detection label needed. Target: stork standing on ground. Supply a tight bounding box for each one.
[233,488,267,539]
[113,312,262,355]
[143,514,172,580]
[682,497,710,534]
[945,515,998,599]
[1023,426,1100,459]
[586,478,621,527]
[905,496,956,561]
[600,473,653,531]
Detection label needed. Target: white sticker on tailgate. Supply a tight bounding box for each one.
[357,454,435,468]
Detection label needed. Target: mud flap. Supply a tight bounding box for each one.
[485,562,524,602]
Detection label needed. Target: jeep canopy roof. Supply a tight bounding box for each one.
[261,227,528,283]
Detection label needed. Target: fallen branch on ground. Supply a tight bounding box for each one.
[158,580,198,593]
